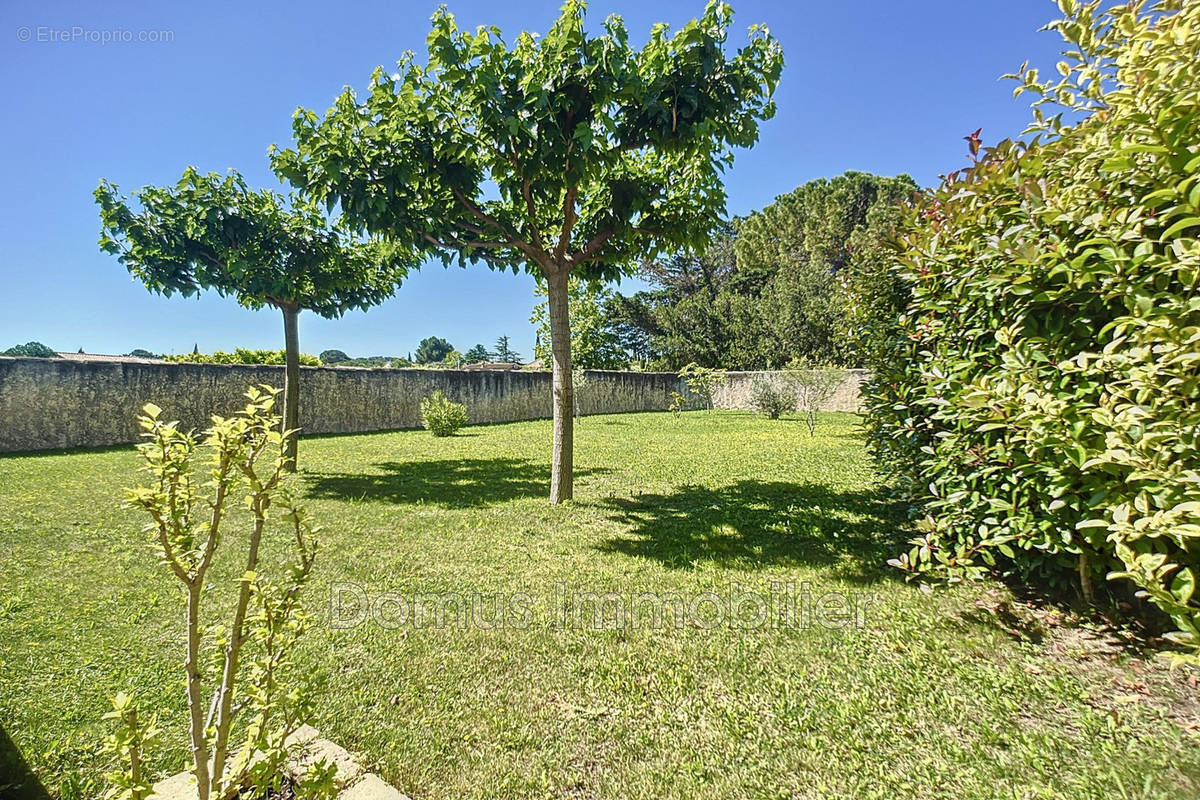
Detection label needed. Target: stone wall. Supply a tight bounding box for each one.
[712,369,866,413]
[0,357,865,453]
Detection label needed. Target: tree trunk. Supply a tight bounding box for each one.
[281,304,301,472]
[546,268,574,504]
[185,583,212,800]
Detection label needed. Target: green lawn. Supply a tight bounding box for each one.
[1,411,1196,800]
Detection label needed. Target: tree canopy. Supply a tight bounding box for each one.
[415,336,455,364]
[463,344,492,363]
[613,172,917,369]
[96,169,408,317]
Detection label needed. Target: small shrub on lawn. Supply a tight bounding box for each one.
[420,390,468,436]
[749,377,794,420]
[668,391,688,419]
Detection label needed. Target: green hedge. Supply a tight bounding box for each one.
[864,0,1200,660]
[164,349,321,366]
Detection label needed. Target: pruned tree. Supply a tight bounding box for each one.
[271,0,782,503]
[96,168,411,469]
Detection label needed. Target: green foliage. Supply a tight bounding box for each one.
[101,692,159,800]
[464,344,492,363]
[3,341,58,358]
[749,377,794,420]
[619,173,916,370]
[864,0,1200,659]
[532,277,623,369]
[164,348,321,366]
[679,362,725,410]
[117,386,327,799]
[740,172,918,366]
[419,390,469,437]
[271,1,782,283]
[415,337,455,365]
[319,349,350,364]
[96,169,410,319]
[493,336,520,365]
[124,349,159,360]
[667,390,688,418]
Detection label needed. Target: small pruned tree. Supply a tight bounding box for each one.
[679,363,725,411]
[113,386,332,800]
[749,376,794,420]
[96,168,413,470]
[786,364,847,435]
[271,1,783,502]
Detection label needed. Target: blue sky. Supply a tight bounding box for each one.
[0,0,1067,360]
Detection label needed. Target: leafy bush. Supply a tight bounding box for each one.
[420,390,468,436]
[864,1,1200,660]
[749,377,794,419]
[165,348,321,366]
[111,386,331,799]
[125,349,160,359]
[668,391,688,419]
[3,341,58,358]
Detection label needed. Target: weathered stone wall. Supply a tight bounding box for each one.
[0,358,865,452]
[0,357,686,452]
[711,369,866,413]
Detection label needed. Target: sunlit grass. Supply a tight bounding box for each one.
[1,411,1196,799]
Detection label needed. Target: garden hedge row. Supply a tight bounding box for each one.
[864,0,1200,660]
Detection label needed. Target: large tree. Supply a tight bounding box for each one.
[531,277,624,370]
[414,335,455,364]
[737,171,918,365]
[493,335,520,364]
[96,168,410,469]
[271,1,782,503]
[616,172,917,369]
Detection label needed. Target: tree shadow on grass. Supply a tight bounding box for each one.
[0,724,50,800]
[597,480,909,582]
[302,458,610,508]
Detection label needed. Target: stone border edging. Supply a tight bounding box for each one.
[149,726,410,800]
